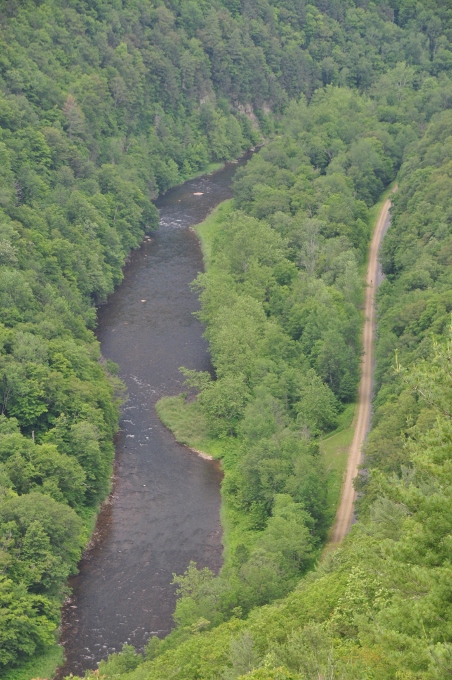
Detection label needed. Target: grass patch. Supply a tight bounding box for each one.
[320,403,357,524]
[1,645,63,680]
[194,200,233,269]
[324,402,355,437]
[367,180,397,237]
[156,394,212,453]
[156,394,237,462]
[183,161,225,183]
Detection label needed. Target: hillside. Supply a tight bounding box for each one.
[84,109,452,680]
[0,0,452,678]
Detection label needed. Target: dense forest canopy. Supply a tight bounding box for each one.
[0,0,452,677]
[86,113,452,679]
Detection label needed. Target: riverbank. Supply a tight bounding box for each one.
[51,155,257,679]
[192,199,234,269]
[155,194,346,578]
[157,199,299,573]
[1,152,254,680]
[156,179,398,568]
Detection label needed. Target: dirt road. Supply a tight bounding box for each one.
[330,190,395,544]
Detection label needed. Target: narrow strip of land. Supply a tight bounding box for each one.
[330,190,395,544]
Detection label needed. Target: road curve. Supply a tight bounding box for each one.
[330,189,396,544]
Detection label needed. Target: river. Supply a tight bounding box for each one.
[57,155,251,677]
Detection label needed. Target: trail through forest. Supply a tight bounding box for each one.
[331,190,395,544]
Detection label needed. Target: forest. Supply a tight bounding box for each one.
[99,108,452,680]
[0,0,451,678]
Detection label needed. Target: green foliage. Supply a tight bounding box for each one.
[3,0,452,676]
[85,2,452,678]
[96,644,143,677]
[0,0,273,670]
[100,337,452,679]
[160,82,417,645]
[0,492,83,595]
[0,576,58,669]
[0,645,63,680]
[364,109,452,480]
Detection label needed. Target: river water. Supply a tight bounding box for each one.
[57,156,251,677]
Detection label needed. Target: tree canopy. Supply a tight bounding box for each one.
[1,0,452,676]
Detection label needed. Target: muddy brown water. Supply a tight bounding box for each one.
[57,155,252,677]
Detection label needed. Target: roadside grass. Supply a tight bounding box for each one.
[2,645,63,680]
[360,180,397,276]
[367,180,397,233]
[320,403,356,528]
